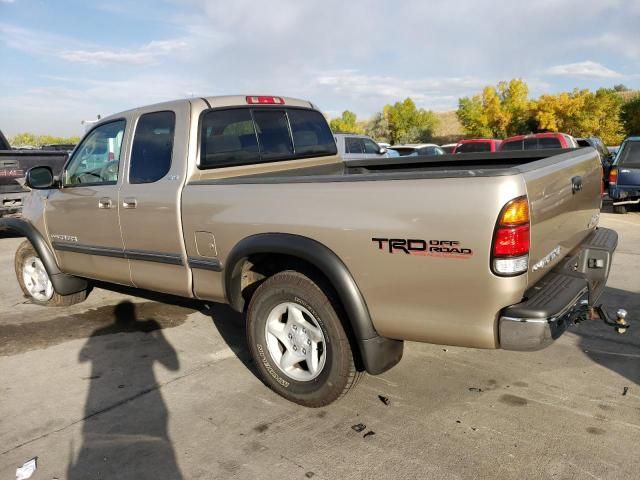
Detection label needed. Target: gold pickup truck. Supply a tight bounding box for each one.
[0,95,620,406]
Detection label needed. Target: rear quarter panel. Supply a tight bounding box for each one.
[182,174,529,349]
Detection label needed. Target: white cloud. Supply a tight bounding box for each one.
[544,61,623,79]
[0,0,16,3]
[314,71,489,111]
[59,39,188,65]
[0,23,188,65]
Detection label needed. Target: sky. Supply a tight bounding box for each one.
[1,0,639,137]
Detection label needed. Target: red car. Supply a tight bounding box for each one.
[500,133,577,151]
[453,139,502,153]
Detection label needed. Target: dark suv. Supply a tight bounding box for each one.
[609,136,640,214]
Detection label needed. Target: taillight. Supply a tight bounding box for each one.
[609,167,618,186]
[491,196,530,276]
[246,96,285,105]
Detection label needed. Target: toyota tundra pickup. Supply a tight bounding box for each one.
[0,95,622,407]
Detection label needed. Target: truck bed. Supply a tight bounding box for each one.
[190,149,586,184]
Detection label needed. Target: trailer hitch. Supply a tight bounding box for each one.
[567,301,630,334]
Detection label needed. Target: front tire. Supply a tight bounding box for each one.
[15,240,88,307]
[246,270,362,407]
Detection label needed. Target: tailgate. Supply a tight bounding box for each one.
[0,152,67,193]
[522,149,602,286]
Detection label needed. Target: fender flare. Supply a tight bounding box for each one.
[0,217,88,295]
[224,233,403,374]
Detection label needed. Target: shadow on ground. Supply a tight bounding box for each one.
[572,286,640,388]
[67,300,184,480]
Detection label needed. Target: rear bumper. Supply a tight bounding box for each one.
[498,227,617,351]
[609,186,640,204]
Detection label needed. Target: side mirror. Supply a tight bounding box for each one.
[25,166,55,189]
[378,146,387,155]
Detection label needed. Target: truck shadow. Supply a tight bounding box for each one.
[93,282,258,379]
[571,286,640,388]
[67,300,184,480]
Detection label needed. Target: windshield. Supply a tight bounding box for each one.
[615,141,640,168]
[457,142,491,153]
[392,148,417,156]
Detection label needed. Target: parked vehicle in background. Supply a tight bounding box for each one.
[386,148,400,157]
[334,133,389,162]
[1,95,618,407]
[0,130,10,151]
[391,143,445,156]
[440,143,457,154]
[609,136,640,214]
[501,133,577,151]
[453,139,502,154]
[0,129,69,217]
[41,144,76,153]
[577,137,614,188]
[608,145,620,156]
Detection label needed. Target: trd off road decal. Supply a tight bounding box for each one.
[372,238,473,259]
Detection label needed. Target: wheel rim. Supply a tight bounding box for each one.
[22,255,54,302]
[264,302,327,382]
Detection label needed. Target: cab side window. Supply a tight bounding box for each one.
[130,111,176,184]
[64,120,126,186]
[345,137,364,154]
[363,138,380,154]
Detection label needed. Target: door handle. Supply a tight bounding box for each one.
[571,176,583,194]
[122,198,138,209]
[98,197,113,209]
[620,169,631,173]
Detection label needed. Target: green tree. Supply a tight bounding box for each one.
[329,110,364,134]
[457,79,532,138]
[383,98,438,144]
[365,111,391,143]
[533,88,623,144]
[9,132,38,147]
[621,96,640,136]
[9,132,81,148]
[456,95,492,137]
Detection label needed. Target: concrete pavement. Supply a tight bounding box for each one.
[0,210,638,479]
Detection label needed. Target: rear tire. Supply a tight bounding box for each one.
[613,205,627,214]
[15,240,88,307]
[246,270,362,407]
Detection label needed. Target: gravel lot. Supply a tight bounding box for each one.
[0,209,638,480]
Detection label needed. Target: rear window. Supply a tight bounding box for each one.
[288,109,336,156]
[501,140,522,151]
[456,142,491,153]
[253,110,294,160]
[392,148,416,156]
[199,108,336,169]
[616,141,640,167]
[418,146,444,156]
[538,137,562,149]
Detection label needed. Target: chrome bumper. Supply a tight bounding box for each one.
[498,227,617,351]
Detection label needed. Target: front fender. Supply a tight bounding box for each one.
[0,217,87,295]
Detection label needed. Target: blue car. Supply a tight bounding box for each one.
[609,136,640,214]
